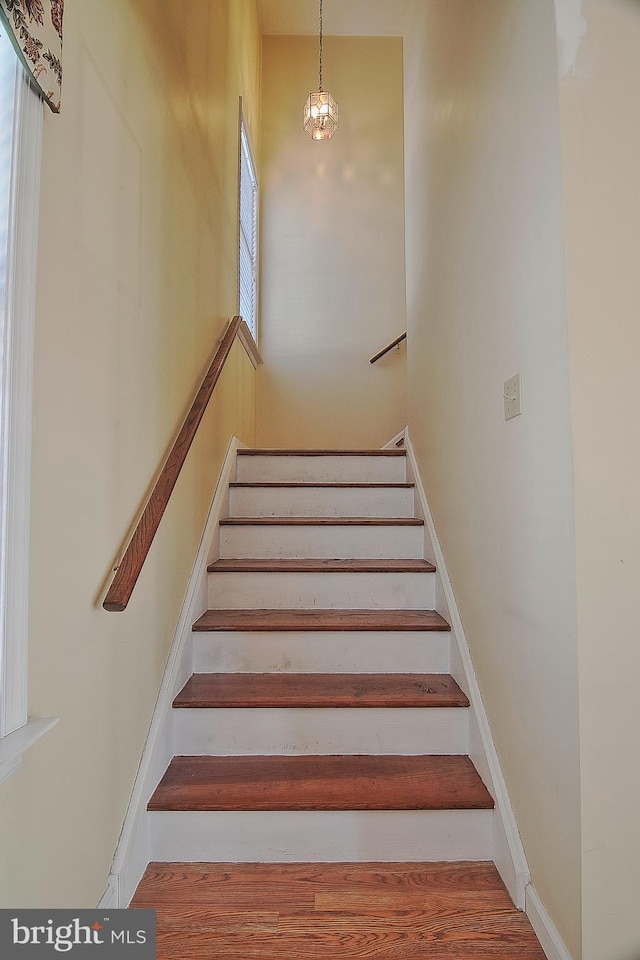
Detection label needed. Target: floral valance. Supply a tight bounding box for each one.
[0,0,63,113]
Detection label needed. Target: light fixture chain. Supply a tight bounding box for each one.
[319,0,323,91]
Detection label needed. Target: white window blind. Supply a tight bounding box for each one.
[239,117,258,340]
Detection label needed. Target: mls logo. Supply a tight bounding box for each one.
[0,910,156,957]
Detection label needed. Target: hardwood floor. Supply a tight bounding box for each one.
[131,861,547,959]
[237,449,407,456]
[207,559,436,573]
[219,517,425,525]
[172,672,469,709]
[192,608,451,632]
[228,481,416,487]
[147,755,494,812]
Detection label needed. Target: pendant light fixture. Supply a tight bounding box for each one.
[303,0,338,141]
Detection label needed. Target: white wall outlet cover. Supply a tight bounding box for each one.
[504,373,522,420]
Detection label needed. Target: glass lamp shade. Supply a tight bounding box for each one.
[303,90,339,141]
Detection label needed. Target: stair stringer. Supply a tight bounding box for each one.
[403,428,530,910]
[102,436,243,908]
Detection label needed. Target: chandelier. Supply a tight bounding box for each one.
[303,0,338,141]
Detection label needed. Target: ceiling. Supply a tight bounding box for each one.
[256,0,405,37]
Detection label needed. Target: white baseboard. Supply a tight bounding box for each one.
[0,717,58,784]
[403,428,530,909]
[526,885,574,960]
[96,876,118,910]
[104,436,242,907]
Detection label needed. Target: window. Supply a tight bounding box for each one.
[0,23,56,781]
[0,21,16,322]
[238,110,258,341]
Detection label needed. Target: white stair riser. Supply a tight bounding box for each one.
[219,524,424,560]
[236,455,406,483]
[172,707,468,756]
[207,571,435,609]
[149,809,493,862]
[192,630,451,674]
[229,486,415,518]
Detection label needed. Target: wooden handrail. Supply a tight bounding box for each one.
[103,316,243,611]
[369,332,407,364]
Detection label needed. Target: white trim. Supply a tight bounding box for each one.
[96,876,118,910]
[404,427,530,909]
[105,437,241,907]
[382,428,405,450]
[526,884,575,960]
[237,319,263,369]
[0,56,43,744]
[0,716,58,784]
[149,809,493,863]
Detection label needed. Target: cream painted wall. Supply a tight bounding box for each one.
[403,1,581,954]
[257,36,406,449]
[557,2,640,957]
[0,0,259,907]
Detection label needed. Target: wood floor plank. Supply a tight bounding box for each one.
[128,906,279,932]
[229,482,415,488]
[150,928,546,960]
[132,894,311,913]
[151,937,544,960]
[207,559,436,573]
[173,673,469,709]
[192,609,451,632]
[312,889,514,913]
[131,862,546,959]
[147,755,494,811]
[276,909,538,938]
[219,517,424,526]
[132,862,508,902]
[237,450,406,457]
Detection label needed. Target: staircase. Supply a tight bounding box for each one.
[146,448,494,864]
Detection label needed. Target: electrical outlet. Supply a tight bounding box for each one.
[504,373,522,420]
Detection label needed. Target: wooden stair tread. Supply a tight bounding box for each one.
[132,861,509,901]
[148,755,494,811]
[130,863,547,959]
[219,517,424,526]
[238,449,406,457]
[173,673,469,709]
[192,609,451,632]
[208,558,436,573]
[230,481,415,488]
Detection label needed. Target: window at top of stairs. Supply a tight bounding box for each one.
[238,106,258,344]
